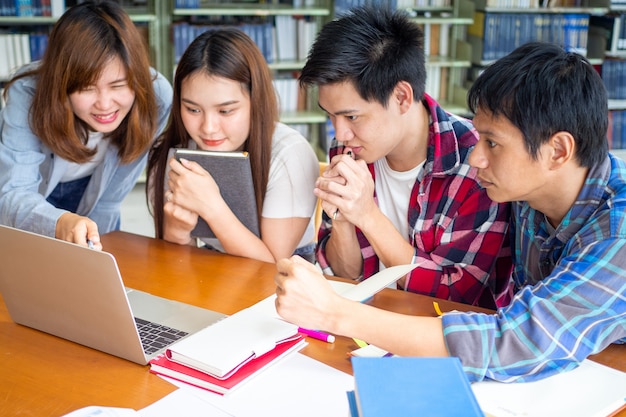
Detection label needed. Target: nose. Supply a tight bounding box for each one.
[94,89,113,109]
[201,113,219,135]
[333,118,354,143]
[469,141,488,169]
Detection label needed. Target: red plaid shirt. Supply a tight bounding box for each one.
[316,94,512,308]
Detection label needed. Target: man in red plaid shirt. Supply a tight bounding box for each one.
[299,6,512,308]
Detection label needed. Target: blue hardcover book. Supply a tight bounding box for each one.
[348,356,484,417]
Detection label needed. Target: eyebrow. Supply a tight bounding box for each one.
[317,102,358,116]
[181,98,239,107]
[108,78,128,85]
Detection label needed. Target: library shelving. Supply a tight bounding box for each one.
[332,0,475,116]
[0,1,165,84]
[407,0,475,115]
[467,0,609,66]
[169,0,332,158]
[588,2,626,157]
[464,0,626,157]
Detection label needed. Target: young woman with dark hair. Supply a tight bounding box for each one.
[147,28,318,263]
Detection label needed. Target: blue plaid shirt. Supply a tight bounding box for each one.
[442,153,626,382]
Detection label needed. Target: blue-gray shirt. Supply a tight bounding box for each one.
[0,63,172,236]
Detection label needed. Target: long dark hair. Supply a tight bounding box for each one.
[146,28,278,239]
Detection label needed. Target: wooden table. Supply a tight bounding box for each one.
[1,231,624,416]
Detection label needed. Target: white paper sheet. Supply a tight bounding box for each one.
[472,359,626,417]
[160,353,354,417]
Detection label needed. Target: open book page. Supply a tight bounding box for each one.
[258,262,419,320]
[139,388,233,417]
[340,263,419,302]
[472,359,626,417]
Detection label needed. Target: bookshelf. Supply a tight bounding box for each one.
[169,0,332,158]
[587,3,626,157]
[0,1,164,84]
[404,1,475,115]
[464,0,626,157]
[329,1,474,116]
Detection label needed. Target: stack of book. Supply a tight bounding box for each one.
[149,302,307,395]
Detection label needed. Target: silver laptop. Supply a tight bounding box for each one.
[0,225,226,365]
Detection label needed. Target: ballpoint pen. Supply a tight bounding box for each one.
[298,327,335,343]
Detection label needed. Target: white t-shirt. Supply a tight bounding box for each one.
[202,123,319,252]
[60,131,110,182]
[374,156,425,269]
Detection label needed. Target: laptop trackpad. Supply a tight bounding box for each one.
[126,288,226,334]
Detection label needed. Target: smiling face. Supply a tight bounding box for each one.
[68,56,135,133]
[180,72,251,152]
[469,107,550,205]
[318,81,410,164]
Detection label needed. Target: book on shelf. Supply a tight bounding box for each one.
[149,333,307,395]
[334,0,397,17]
[590,14,626,57]
[347,356,484,417]
[273,72,308,114]
[468,12,589,64]
[0,0,63,17]
[601,59,626,100]
[0,33,31,80]
[609,109,626,150]
[171,17,314,66]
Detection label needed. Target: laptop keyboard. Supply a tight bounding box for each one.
[134,317,189,355]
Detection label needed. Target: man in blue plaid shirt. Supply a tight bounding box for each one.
[275,41,626,382]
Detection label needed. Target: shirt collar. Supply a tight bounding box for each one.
[518,154,611,243]
[423,93,462,176]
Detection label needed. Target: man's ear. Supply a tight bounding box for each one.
[547,131,576,169]
[393,81,414,114]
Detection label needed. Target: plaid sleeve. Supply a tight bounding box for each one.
[443,237,626,383]
[403,174,512,307]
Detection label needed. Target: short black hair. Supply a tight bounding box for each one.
[467,42,608,168]
[299,5,426,107]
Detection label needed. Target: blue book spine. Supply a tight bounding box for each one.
[263,22,273,64]
[16,0,33,16]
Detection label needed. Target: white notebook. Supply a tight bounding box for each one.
[164,263,418,379]
[165,304,298,379]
